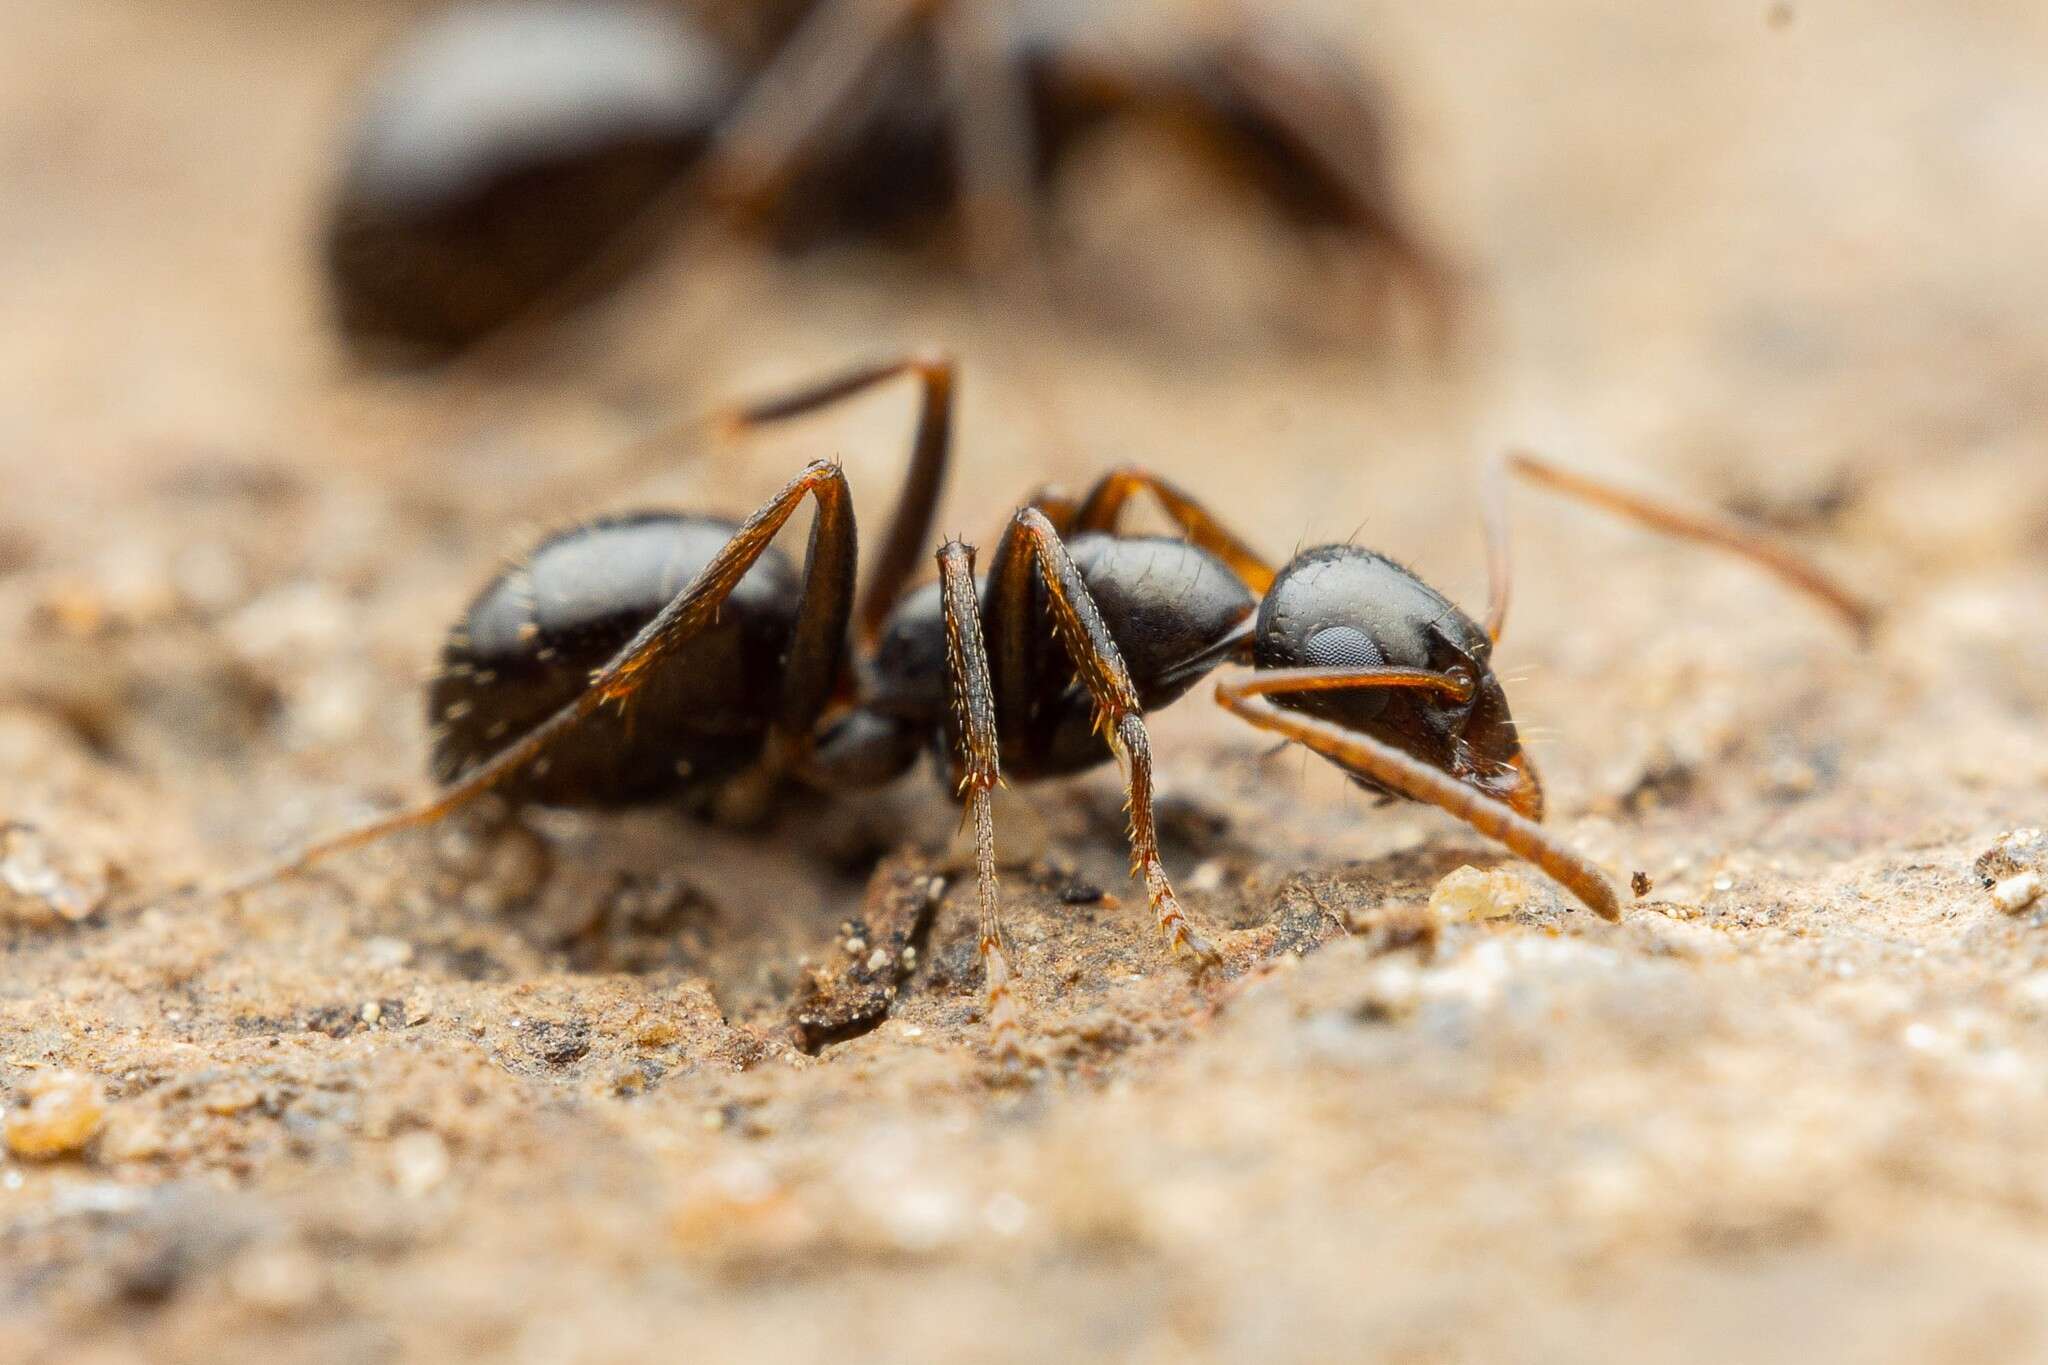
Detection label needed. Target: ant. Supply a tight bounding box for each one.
[228,355,1872,1055]
[325,0,1453,362]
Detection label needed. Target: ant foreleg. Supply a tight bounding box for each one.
[1482,449,1877,643]
[1214,669,1622,921]
[989,508,1221,964]
[222,460,856,897]
[935,538,1022,1059]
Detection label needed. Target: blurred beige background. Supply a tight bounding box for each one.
[3,2,2047,1362]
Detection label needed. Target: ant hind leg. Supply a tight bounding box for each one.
[222,460,858,898]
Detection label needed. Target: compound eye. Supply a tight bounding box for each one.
[1303,625,1386,671]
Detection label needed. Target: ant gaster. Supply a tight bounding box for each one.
[233,356,1872,1053]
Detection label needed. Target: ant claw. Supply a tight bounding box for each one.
[1163,916,1223,970]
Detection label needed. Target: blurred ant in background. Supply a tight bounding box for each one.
[228,357,1871,1054]
[323,0,1457,364]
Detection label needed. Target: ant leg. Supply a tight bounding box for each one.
[715,354,956,648]
[935,538,1022,1057]
[224,461,856,895]
[1022,484,1080,530]
[1482,449,1876,644]
[1167,18,1462,345]
[929,5,1103,477]
[1214,669,1622,921]
[1072,466,1277,593]
[933,0,1045,295]
[698,0,927,219]
[975,483,1136,744]
[985,508,1220,963]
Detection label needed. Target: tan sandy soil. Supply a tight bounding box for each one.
[3,1,2048,1361]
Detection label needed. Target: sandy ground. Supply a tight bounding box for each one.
[4,1,2048,1361]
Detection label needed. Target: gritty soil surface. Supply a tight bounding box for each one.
[5,2,2048,1362]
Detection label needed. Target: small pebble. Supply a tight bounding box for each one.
[363,936,414,969]
[1992,871,2042,914]
[390,1131,450,1197]
[230,1247,325,1315]
[982,1192,1030,1238]
[0,825,109,925]
[202,1080,262,1116]
[97,1109,167,1163]
[1428,866,1531,922]
[5,1070,106,1159]
[1352,960,1423,1022]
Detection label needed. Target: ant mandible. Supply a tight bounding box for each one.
[230,356,1872,1052]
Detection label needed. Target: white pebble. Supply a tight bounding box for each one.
[389,1131,450,1197]
[1993,871,2043,913]
[1428,865,1530,922]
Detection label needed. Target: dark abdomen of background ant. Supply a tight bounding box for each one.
[323,1,738,362]
[426,513,801,807]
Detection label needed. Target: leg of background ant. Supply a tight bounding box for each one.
[1214,673,1621,921]
[224,461,855,895]
[930,3,1097,471]
[934,1,1044,297]
[1072,466,1277,593]
[1184,18,1463,346]
[935,538,1022,1057]
[697,0,927,217]
[1483,449,1876,644]
[716,354,956,647]
[988,507,1220,962]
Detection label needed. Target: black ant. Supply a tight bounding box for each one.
[324,0,1453,362]
[228,355,1872,1055]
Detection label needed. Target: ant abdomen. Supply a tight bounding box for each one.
[427,513,801,806]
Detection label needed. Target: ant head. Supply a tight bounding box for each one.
[1252,546,1543,819]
